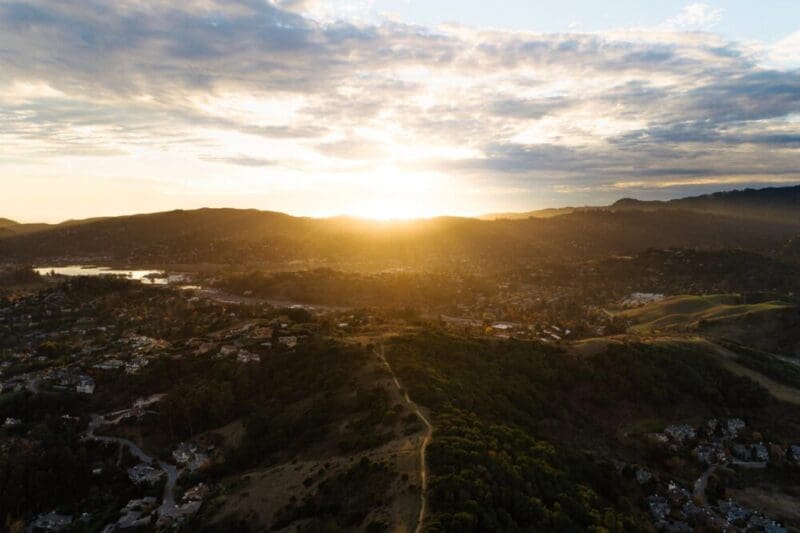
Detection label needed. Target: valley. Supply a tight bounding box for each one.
[2,185,800,532]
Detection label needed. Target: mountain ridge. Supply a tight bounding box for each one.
[2,185,799,266]
[482,184,800,220]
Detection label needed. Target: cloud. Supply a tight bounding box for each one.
[768,30,800,69]
[0,0,798,210]
[662,3,723,31]
[202,155,277,167]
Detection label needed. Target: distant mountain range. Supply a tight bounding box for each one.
[2,185,799,267]
[482,185,800,222]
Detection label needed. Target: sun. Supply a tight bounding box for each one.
[347,199,439,221]
[333,167,448,220]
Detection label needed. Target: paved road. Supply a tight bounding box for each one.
[693,465,717,507]
[84,413,178,517]
[377,345,433,533]
[694,458,768,508]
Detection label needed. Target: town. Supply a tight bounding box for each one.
[2,261,800,531]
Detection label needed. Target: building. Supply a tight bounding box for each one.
[76,377,95,394]
[278,336,297,348]
[27,511,73,532]
[128,464,164,484]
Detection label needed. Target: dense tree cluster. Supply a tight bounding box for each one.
[0,265,39,287]
[386,333,800,531]
[215,268,489,310]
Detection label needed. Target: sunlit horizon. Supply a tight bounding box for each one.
[2,0,800,222]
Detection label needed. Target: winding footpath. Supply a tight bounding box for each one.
[376,345,433,533]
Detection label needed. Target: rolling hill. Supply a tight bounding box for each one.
[1,186,799,267]
[611,184,800,223]
[618,295,794,332]
[0,208,797,267]
[481,185,800,222]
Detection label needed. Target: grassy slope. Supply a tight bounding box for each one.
[618,295,793,332]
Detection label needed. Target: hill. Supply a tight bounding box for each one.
[618,295,794,333]
[478,207,580,220]
[612,185,800,223]
[387,332,800,531]
[480,185,800,222]
[2,206,799,267]
[0,216,111,238]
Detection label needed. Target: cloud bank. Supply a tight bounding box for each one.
[1,0,799,218]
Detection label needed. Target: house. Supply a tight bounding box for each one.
[172,443,210,472]
[278,336,297,348]
[647,432,670,444]
[93,359,125,370]
[621,293,665,308]
[664,424,696,444]
[790,445,800,462]
[726,418,746,438]
[172,443,196,464]
[76,377,95,394]
[694,443,726,464]
[753,443,769,462]
[647,495,669,522]
[746,514,786,532]
[114,497,158,529]
[732,443,751,461]
[719,499,751,525]
[635,468,652,484]
[1,380,24,394]
[125,357,149,374]
[27,511,73,532]
[183,483,209,502]
[128,463,164,484]
[237,350,260,364]
[219,345,238,357]
[252,326,273,339]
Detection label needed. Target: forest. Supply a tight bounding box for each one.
[385,333,800,531]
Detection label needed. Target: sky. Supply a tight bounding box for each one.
[1,1,799,222]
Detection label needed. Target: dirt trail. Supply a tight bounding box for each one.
[376,345,433,533]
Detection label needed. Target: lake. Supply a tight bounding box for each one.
[34,266,168,285]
